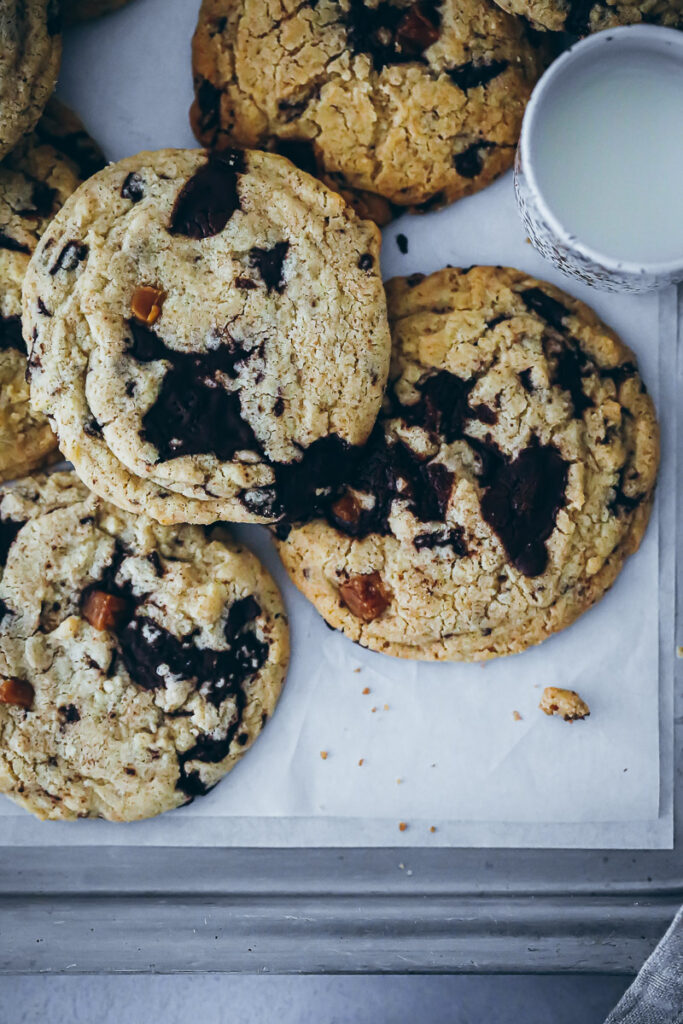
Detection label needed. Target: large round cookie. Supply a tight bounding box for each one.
[190,0,547,225]
[491,0,681,33]
[24,147,390,525]
[276,266,659,661]
[0,99,105,481]
[0,471,289,822]
[63,0,135,27]
[0,0,62,160]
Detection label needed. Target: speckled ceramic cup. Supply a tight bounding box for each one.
[515,26,683,294]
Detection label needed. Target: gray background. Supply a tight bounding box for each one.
[0,975,631,1023]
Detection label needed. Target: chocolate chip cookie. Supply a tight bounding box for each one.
[0,471,289,821]
[0,0,62,160]
[24,147,390,525]
[0,99,105,481]
[63,0,135,26]
[491,0,681,33]
[276,266,659,661]
[190,0,547,225]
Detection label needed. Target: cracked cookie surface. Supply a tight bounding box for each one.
[190,0,547,225]
[23,147,390,525]
[0,471,289,821]
[276,266,659,661]
[0,0,62,160]
[491,0,681,34]
[0,99,105,481]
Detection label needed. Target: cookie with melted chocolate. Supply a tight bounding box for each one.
[23,147,390,525]
[0,471,288,822]
[190,0,547,224]
[276,266,659,661]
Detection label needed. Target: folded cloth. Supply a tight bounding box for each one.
[605,905,683,1024]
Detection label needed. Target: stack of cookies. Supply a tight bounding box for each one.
[0,0,662,823]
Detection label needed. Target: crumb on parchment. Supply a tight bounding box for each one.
[362,687,370,695]
[398,822,408,832]
[512,710,522,721]
[320,750,328,760]
[539,687,590,722]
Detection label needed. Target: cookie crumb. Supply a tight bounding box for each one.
[398,821,408,832]
[429,826,437,833]
[353,667,362,673]
[383,703,389,711]
[539,686,590,722]
[512,710,522,721]
[362,686,370,695]
[396,778,402,784]
[396,233,408,254]
[320,750,328,760]
[358,758,364,766]
[371,706,377,713]
[677,646,683,659]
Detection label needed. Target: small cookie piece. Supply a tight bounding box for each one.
[191,0,547,224]
[24,148,390,525]
[0,99,105,481]
[0,471,289,822]
[0,0,62,160]
[491,0,681,34]
[276,266,659,661]
[539,686,590,721]
[63,0,135,26]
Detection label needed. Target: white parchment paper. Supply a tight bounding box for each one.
[0,0,675,848]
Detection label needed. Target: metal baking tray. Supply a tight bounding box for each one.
[1,287,679,975]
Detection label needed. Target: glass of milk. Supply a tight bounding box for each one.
[514,26,683,293]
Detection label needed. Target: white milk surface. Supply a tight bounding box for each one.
[533,53,683,264]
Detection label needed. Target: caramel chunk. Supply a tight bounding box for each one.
[82,590,129,631]
[131,286,166,325]
[339,572,391,622]
[331,492,360,526]
[0,677,35,708]
[397,6,440,54]
[539,686,590,722]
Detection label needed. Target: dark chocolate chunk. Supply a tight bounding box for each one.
[346,0,441,70]
[119,614,268,707]
[37,298,52,317]
[0,316,25,354]
[196,78,222,134]
[272,435,358,523]
[542,331,592,417]
[358,252,374,271]
[448,60,508,91]
[121,172,145,203]
[470,403,497,425]
[274,139,318,178]
[235,277,257,290]
[170,150,245,239]
[59,704,80,724]
[0,232,29,254]
[520,287,570,332]
[225,595,260,638]
[273,396,285,417]
[49,241,88,275]
[396,233,408,254]
[249,241,289,293]
[454,141,494,179]
[471,437,568,577]
[519,368,534,392]
[83,418,103,439]
[0,518,24,566]
[401,370,473,443]
[487,314,508,330]
[414,525,468,554]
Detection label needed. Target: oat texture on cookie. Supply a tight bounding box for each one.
[0,99,105,481]
[23,147,391,525]
[276,266,659,661]
[0,471,289,821]
[190,0,547,225]
[491,0,681,34]
[0,0,62,160]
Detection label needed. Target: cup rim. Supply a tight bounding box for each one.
[518,24,683,277]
